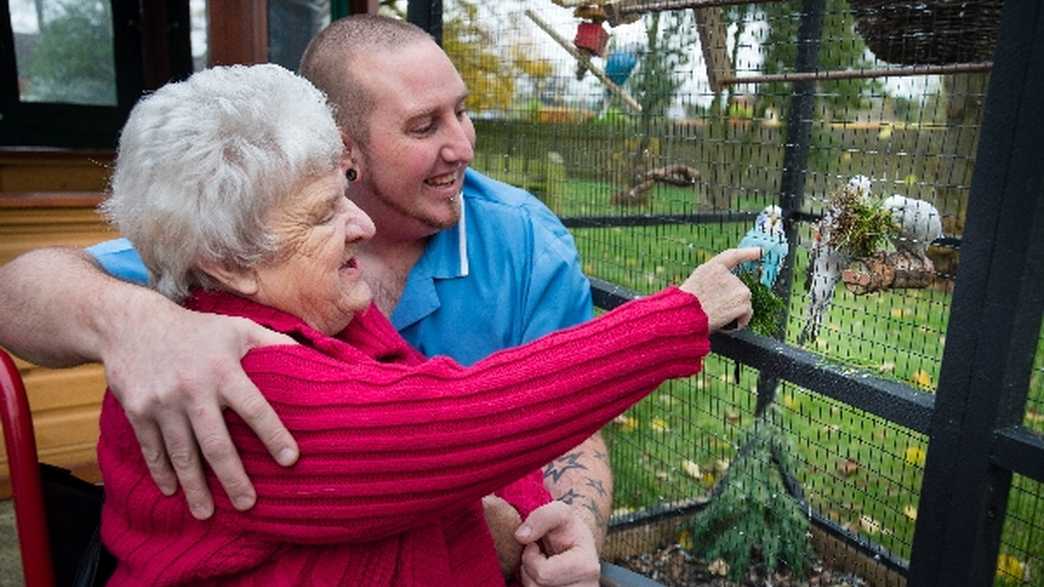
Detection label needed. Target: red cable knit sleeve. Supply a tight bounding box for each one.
[209,287,708,542]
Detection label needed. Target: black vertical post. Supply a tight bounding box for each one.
[753,0,824,417]
[407,0,442,46]
[907,2,1044,585]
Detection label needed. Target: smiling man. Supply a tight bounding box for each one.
[0,14,610,585]
[298,18,611,582]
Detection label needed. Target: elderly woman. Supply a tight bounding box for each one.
[98,64,753,586]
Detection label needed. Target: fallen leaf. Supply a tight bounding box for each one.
[708,558,730,577]
[859,515,881,535]
[701,472,716,489]
[836,458,860,477]
[677,529,694,550]
[612,506,634,517]
[725,409,741,424]
[613,415,638,432]
[912,370,934,389]
[996,554,1026,580]
[682,460,702,479]
[877,361,896,373]
[890,307,904,318]
[905,445,926,466]
[714,459,730,474]
[651,417,670,433]
[1025,409,1044,424]
[782,393,799,410]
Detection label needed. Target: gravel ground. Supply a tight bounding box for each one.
[616,543,870,587]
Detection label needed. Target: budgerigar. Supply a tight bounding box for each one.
[737,205,789,288]
[798,176,872,344]
[881,195,942,260]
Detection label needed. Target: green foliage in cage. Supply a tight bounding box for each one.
[738,272,786,337]
[829,190,900,259]
[688,406,814,581]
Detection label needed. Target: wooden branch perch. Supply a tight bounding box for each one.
[612,164,700,206]
[842,251,936,295]
[524,9,643,113]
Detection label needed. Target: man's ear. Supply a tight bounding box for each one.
[341,130,363,175]
[198,260,259,296]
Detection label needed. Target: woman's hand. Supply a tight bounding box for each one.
[680,247,760,332]
[515,501,600,587]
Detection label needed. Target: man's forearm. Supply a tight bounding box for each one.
[0,247,161,366]
[542,431,612,551]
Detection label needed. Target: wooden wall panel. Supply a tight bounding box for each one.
[0,150,114,193]
[0,176,117,498]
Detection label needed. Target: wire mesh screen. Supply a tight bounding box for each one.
[409,0,1040,583]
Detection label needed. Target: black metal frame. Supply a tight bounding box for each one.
[0,0,192,149]
[409,0,1044,584]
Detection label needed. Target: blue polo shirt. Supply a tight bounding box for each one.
[87,169,593,366]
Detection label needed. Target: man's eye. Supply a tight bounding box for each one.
[413,122,435,135]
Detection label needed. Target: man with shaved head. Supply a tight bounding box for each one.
[0,14,753,586]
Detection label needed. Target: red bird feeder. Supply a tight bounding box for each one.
[574,21,609,57]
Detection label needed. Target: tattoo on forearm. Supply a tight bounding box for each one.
[593,449,609,461]
[583,497,607,528]
[556,488,582,505]
[543,451,588,484]
[585,478,607,497]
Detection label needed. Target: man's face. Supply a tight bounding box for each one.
[348,40,476,241]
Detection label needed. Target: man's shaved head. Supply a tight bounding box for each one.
[299,15,434,145]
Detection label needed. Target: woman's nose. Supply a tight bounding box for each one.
[345,200,376,242]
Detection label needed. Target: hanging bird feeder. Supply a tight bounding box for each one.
[574,21,610,57]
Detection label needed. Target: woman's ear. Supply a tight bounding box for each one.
[198,260,259,296]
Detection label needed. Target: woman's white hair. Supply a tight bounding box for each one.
[102,63,343,302]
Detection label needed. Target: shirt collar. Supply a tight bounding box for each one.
[416,191,469,280]
[388,191,468,331]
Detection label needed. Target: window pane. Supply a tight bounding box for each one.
[191,0,209,71]
[268,0,330,72]
[10,0,116,106]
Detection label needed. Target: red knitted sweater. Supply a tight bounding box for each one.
[98,287,710,586]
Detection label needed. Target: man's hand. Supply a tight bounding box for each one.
[515,501,600,587]
[103,299,299,520]
[482,494,524,577]
[542,433,611,552]
[681,247,760,331]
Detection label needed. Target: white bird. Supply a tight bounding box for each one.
[798,176,872,345]
[881,195,942,260]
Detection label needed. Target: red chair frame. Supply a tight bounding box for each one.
[0,348,55,587]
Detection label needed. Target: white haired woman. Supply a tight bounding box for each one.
[98,64,756,586]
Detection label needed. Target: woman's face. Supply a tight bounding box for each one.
[251,167,376,335]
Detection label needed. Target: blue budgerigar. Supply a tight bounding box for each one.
[737,205,789,288]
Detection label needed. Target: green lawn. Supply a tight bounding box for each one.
[546,178,1044,583]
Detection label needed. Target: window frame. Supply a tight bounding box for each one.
[0,0,192,149]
